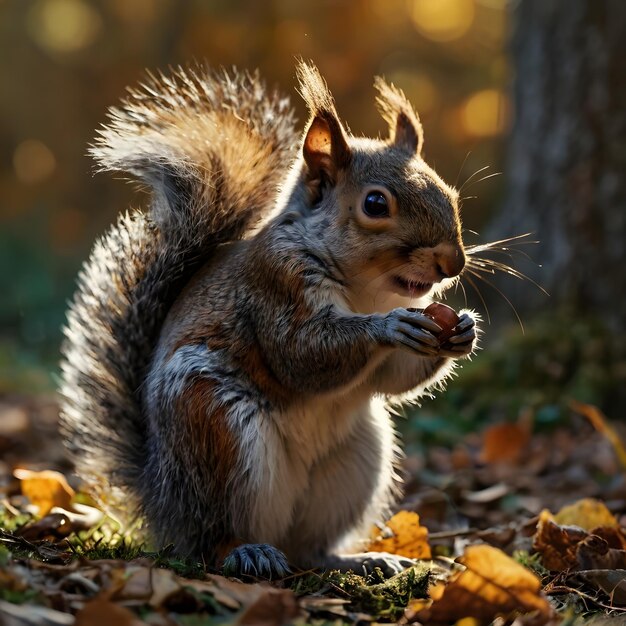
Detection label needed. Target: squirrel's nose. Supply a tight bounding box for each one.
[433,242,465,279]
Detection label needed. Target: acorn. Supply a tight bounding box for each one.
[423,302,460,342]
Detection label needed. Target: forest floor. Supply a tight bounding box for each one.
[1,320,626,625]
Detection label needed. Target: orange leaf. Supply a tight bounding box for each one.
[367,511,431,559]
[75,596,143,626]
[479,412,532,464]
[571,400,626,471]
[14,468,75,516]
[417,544,556,625]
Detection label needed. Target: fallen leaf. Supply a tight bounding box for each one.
[533,509,626,572]
[571,401,626,471]
[184,577,241,610]
[14,469,75,517]
[74,596,143,626]
[236,586,300,625]
[578,569,626,607]
[479,412,532,465]
[16,513,74,542]
[576,535,626,570]
[0,599,74,626]
[591,526,626,550]
[114,566,182,608]
[367,511,431,559]
[553,498,618,530]
[532,510,587,571]
[415,544,556,625]
[206,573,300,624]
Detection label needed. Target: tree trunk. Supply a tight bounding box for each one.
[488,0,626,330]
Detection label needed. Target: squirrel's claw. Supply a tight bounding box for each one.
[222,543,291,580]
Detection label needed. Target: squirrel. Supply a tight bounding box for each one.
[59,62,477,578]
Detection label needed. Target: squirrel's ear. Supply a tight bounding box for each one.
[374,76,424,155]
[302,114,350,182]
[297,61,351,184]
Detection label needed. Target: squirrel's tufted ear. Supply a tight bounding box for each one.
[297,61,351,185]
[374,76,424,155]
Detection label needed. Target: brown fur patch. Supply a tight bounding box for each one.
[235,340,291,405]
[177,378,238,491]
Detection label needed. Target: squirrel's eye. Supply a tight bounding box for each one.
[362,191,390,218]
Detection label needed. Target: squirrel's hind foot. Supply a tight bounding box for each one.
[222,543,291,580]
[322,552,416,578]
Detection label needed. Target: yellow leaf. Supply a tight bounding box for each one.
[14,468,75,516]
[417,545,556,625]
[367,511,431,559]
[554,498,618,530]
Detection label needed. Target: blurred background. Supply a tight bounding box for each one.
[0,0,624,427]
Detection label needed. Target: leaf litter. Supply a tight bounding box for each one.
[3,393,626,623]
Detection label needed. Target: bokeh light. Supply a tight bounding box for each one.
[27,0,102,54]
[13,140,56,185]
[408,0,475,42]
[460,89,509,137]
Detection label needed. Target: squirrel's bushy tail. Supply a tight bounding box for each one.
[59,67,298,511]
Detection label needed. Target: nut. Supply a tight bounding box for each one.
[423,302,460,342]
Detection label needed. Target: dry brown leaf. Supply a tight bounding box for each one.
[236,586,300,625]
[415,544,555,625]
[367,510,431,559]
[14,468,75,516]
[113,566,182,608]
[532,509,587,571]
[553,498,618,530]
[576,535,626,570]
[590,526,626,550]
[16,513,74,542]
[533,508,626,572]
[578,569,626,607]
[184,577,241,610]
[74,596,143,626]
[206,574,299,623]
[479,413,532,465]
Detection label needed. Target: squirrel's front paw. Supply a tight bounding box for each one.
[383,308,442,357]
[438,312,477,358]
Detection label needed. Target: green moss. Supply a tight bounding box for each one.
[512,550,549,579]
[291,564,431,623]
[0,504,33,532]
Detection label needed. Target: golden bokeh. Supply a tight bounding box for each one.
[13,140,56,185]
[408,0,475,42]
[27,0,102,54]
[460,88,509,137]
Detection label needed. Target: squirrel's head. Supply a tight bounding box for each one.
[292,62,465,314]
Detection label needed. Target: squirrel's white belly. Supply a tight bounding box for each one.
[240,391,397,550]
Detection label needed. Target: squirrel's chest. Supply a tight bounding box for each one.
[278,397,365,465]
